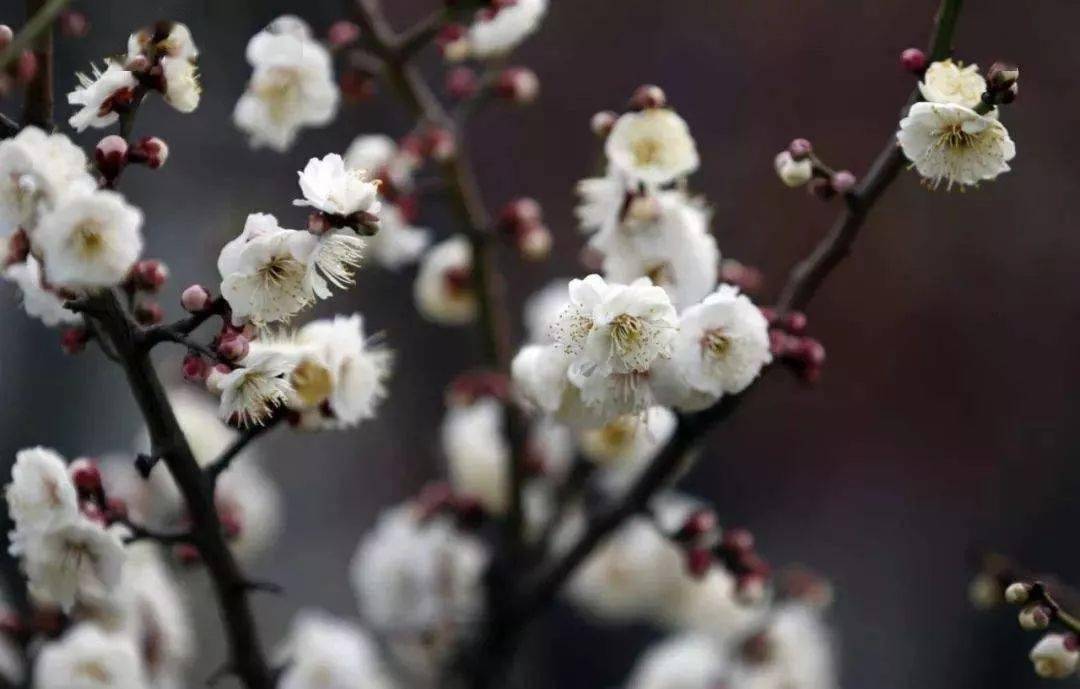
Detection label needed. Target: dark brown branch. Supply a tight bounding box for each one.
[115,517,193,546]
[87,292,273,689]
[206,416,283,487]
[20,0,58,128]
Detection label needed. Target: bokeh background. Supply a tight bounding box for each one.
[3,0,1080,687]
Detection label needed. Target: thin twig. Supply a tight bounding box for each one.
[394,9,447,64]
[205,416,283,487]
[20,0,58,129]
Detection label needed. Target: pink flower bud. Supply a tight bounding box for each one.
[182,353,208,382]
[446,66,480,101]
[495,66,539,104]
[129,136,169,169]
[628,84,666,110]
[677,509,718,542]
[134,301,164,325]
[14,51,37,84]
[132,259,169,291]
[0,25,13,50]
[900,47,927,74]
[518,222,552,261]
[590,110,617,137]
[218,335,250,362]
[787,138,813,160]
[58,10,89,38]
[94,135,129,182]
[327,20,361,49]
[781,310,808,334]
[722,527,755,554]
[831,170,857,193]
[60,327,89,355]
[498,197,543,231]
[425,127,456,162]
[69,458,102,497]
[181,284,211,313]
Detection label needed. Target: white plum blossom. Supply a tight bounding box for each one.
[442,398,510,515]
[897,102,1016,190]
[5,446,79,549]
[626,634,726,689]
[3,256,82,327]
[366,204,430,270]
[511,344,608,429]
[579,406,676,492]
[24,517,126,613]
[294,154,382,218]
[34,624,148,689]
[727,604,837,689]
[344,134,417,192]
[0,127,97,237]
[605,109,699,187]
[575,170,626,236]
[351,503,488,635]
[466,0,549,59]
[661,567,766,639]
[218,213,319,326]
[774,151,813,187]
[161,55,201,113]
[919,59,986,109]
[414,235,477,325]
[215,347,295,426]
[34,191,145,290]
[1030,634,1080,679]
[653,285,771,411]
[233,17,339,151]
[67,62,138,132]
[284,314,393,429]
[277,610,395,689]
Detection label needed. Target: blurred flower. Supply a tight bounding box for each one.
[5,446,79,550]
[605,109,699,187]
[277,610,396,689]
[442,397,510,514]
[414,235,476,325]
[34,624,148,689]
[466,0,548,59]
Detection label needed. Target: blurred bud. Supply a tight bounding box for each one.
[831,170,857,193]
[1019,603,1052,631]
[94,135,129,182]
[446,66,480,100]
[437,24,469,61]
[676,508,718,543]
[736,574,768,604]
[775,151,813,187]
[218,335,250,362]
[1005,581,1032,605]
[181,284,212,313]
[518,222,552,260]
[425,127,456,162]
[327,20,361,49]
[722,527,755,554]
[14,50,37,84]
[307,212,333,235]
[685,547,712,579]
[339,69,377,102]
[0,25,13,50]
[499,197,543,229]
[1031,634,1080,679]
[58,10,90,38]
[495,66,539,104]
[628,84,666,110]
[780,310,807,334]
[787,138,813,160]
[60,327,90,355]
[69,458,102,497]
[590,110,618,137]
[182,352,208,382]
[900,47,927,74]
[129,136,169,169]
[969,573,1003,610]
[134,300,164,325]
[987,62,1019,92]
[132,259,169,291]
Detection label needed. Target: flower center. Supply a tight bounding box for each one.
[73,660,111,683]
[701,328,731,359]
[291,358,333,407]
[256,69,302,121]
[73,221,105,258]
[259,254,302,287]
[610,313,645,355]
[631,137,662,166]
[934,123,977,150]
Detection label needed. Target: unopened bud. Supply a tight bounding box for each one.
[134,300,164,325]
[1030,633,1080,678]
[900,47,927,74]
[518,222,552,260]
[831,170,856,193]
[94,135,129,182]
[58,10,89,38]
[987,62,1020,92]
[69,458,102,496]
[132,259,169,291]
[628,84,666,110]
[590,110,617,137]
[999,82,1019,105]
[327,20,361,49]
[181,284,212,313]
[499,197,543,230]
[446,66,480,100]
[129,136,169,169]
[425,127,456,162]
[495,66,539,104]
[60,327,90,355]
[677,508,718,542]
[0,25,13,50]
[1005,581,1032,605]
[182,353,208,382]
[787,138,813,160]
[775,151,813,188]
[722,527,755,554]
[1019,603,1052,631]
[218,335,250,361]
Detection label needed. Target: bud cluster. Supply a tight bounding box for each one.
[774,138,856,197]
[666,509,771,602]
[497,197,551,260]
[119,259,170,326]
[761,308,825,383]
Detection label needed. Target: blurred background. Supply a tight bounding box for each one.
[3,0,1080,687]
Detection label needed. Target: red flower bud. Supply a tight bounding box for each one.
[495,67,539,104]
[446,66,480,101]
[134,300,164,325]
[787,138,813,161]
[60,327,90,355]
[900,48,927,74]
[94,135,129,182]
[129,136,169,169]
[69,458,102,497]
[685,547,712,579]
[180,284,211,313]
[218,335,250,362]
[132,259,169,291]
[590,110,617,137]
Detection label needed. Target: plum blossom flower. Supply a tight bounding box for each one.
[233,17,339,151]
[276,610,395,689]
[727,603,837,689]
[414,235,477,325]
[466,0,549,59]
[33,191,144,290]
[4,447,79,549]
[215,348,295,426]
[67,62,138,132]
[294,153,382,218]
[34,624,148,689]
[919,59,986,108]
[605,109,699,187]
[626,634,726,689]
[160,55,201,113]
[0,127,97,237]
[442,398,510,514]
[1030,634,1080,679]
[653,285,771,411]
[23,517,126,613]
[366,204,430,271]
[897,102,1016,190]
[579,406,676,492]
[3,256,82,327]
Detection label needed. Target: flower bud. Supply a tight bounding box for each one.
[327,20,361,49]
[495,67,539,104]
[446,66,480,101]
[676,508,718,543]
[58,10,89,38]
[1005,581,1031,605]
[134,301,164,325]
[205,363,231,395]
[339,69,377,102]
[590,110,617,138]
[94,135,129,182]
[987,62,1019,92]
[518,222,552,260]
[831,170,856,193]
[1030,634,1080,679]
[499,197,543,229]
[437,24,469,61]
[787,138,813,160]
[774,151,813,187]
[0,25,13,50]
[60,327,90,355]
[1019,603,1052,631]
[968,573,1003,610]
[721,527,755,554]
[685,547,712,579]
[218,335,250,362]
[181,284,212,313]
[425,127,456,162]
[69,458,102,497]
[14,51,37,84]
[900,47,927,74]
[129,136,169,169]
[628,84,666,110]
[132,259,169,291]
[182,353,208,382]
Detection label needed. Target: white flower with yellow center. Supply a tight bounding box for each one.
[897,102,1016,190]
[919,59,986,108]
[414,235,477,325]
[216,348,295,426]
[67,61,138,132]
[605,109,700,187]
[233,18,339,152]
[218,213,319,326]
[3,256,82,327]
[23,517,126,613]
[467,0,548,58]
[277,610,395,689]
[34,191,144,290]
[34,624,148,689]
[4,446,79,549]
[294,153,382,218]
[0,127,97,237]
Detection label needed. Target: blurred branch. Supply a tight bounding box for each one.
[0,0,68,71]
[19,0,64,128]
